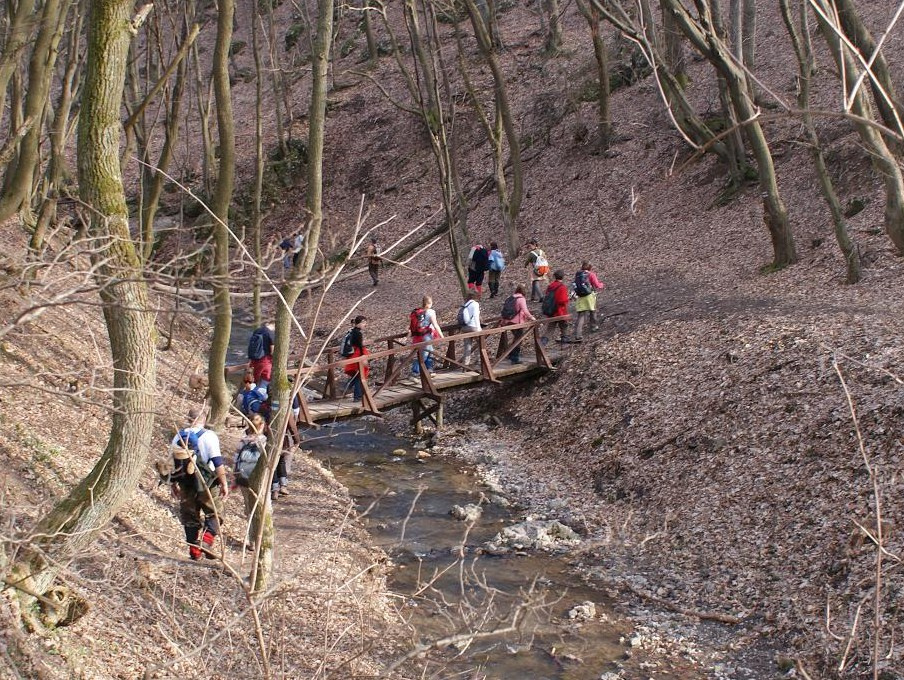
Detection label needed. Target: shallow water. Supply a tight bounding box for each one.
[306,421,630,679]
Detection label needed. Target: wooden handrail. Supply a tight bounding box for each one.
[292,315,570,376]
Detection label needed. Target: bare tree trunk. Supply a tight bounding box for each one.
[265,0,289,158]
[191,42,215,198]
[206,0,236,427]
[30,6,82,254]
[542,0,563,53]
[780,0,859,283]
[814,0,904,254]
[589,0,730,164]
[576,0,612,151]
[136,19,199,261]
[250,0,334,594]
[663,0,797,267]
[0,0,38,129]
[298,0,333,275]
[661,2,687,88]
[463,0,523,255]
[10,0,157,612]
[362,0,379,64]
[833,0,903,136]
[0,0,71,222]
[251,2,265,326]
[711,0,747,186]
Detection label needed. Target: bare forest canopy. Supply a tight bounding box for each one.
[1,0,904,678]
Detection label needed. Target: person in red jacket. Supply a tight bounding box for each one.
[543,269,571,343]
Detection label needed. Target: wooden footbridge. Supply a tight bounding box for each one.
[286,316,569,429]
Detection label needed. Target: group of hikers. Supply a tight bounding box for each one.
[168,238,605,561]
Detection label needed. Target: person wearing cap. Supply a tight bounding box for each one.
[170,408,229,561]
[365,238,381,286]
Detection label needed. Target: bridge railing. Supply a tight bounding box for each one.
[289,315,569,419]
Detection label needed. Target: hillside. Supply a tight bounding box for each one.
[2,0,904,677]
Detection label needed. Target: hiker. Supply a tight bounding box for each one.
[341,315,369,401]
[247,322,275,388]
[238,376,268,417]
[365,237,381,286]
[170,407,229,561]
[542,269,571,343]
[572,261,605,342]
[487,241,506,298]
[499,284,535,364]
[457,290,481,368]
[279,232,304,270]
[525,239,550,302]
[233,414,269,518]
[409,295,443,375]
[466,243,490,296]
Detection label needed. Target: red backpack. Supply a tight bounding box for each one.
[409,308,431,335]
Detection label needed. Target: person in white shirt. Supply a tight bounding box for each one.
[458,290,481,367]
[170,407,229,560]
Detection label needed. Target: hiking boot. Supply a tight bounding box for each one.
[279,486,290,497]
[572,337,583,343]
[271,488,279,502]
[201,530,216,559]
[590,325,600,332]
[189,544,203,561]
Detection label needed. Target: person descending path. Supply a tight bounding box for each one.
[341,315,369,401]
[466,243,490,296]
[365,237,381,286]
[234,414,269,520]
[542,269,571,343]
[170,407,229,560]
[247,322,275,389]
[457,290,481,368]
[409,295,443,376]
[572,261,605,342]
[500,284,535,364]
[487,241,506,298]
[525,239,550,303]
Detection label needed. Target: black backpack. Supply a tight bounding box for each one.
[500,295,518,320]
[541,286,559,317]
[472,246,490,272]
[247,329,267,360]
[574,270,592,297]
[339,330,355,357]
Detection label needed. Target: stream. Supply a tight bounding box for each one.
[306,421,632,679]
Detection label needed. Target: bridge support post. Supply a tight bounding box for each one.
[410,397,443,433]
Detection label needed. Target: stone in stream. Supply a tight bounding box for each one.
[484,519,580,555]
[391,448,407,457]
[567,600,597,621]
[450,504,482,522]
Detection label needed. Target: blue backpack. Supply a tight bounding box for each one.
[177,428,202,452]
[242,387,268,415]
[489,250,506,272]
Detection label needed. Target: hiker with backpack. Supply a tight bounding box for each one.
[364,237,381,286]
[247,322,275,388]
[237,375,269,417]
[572,261,605,342]
[340,315,369,401]
[466,243,491,296]
[457,290,481,368]
[233,413,269,518]
[525,239,550,303]
[499,284,535,364]
[487,241,506,298]
[170,407,229,561]
[542,269,571,343]
[409,295,444,376]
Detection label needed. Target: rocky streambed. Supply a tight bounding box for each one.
[304,420,708,679]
